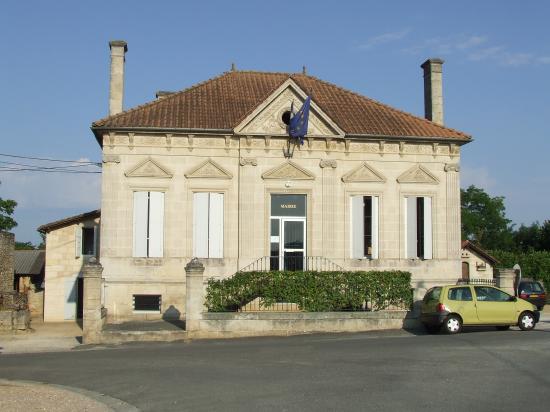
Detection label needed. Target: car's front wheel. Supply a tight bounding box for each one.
[518,311,536,331]
[444,315,462,334]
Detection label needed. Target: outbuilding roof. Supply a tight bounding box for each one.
[14,250,45,276]
[461,240,500,265]
[37,210,100,234]
[92,71,471,142]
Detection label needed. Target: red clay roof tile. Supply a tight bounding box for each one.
[92,71,470,141]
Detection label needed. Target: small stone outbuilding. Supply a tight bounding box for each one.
[460,240,499,281]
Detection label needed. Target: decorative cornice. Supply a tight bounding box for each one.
[444,163,460,172]
[319,159,337,169]
[102,154,120,164]
[125,157,173,178]
[262,161,315,180]
[397,164,439,184]
[185,158,233,179]
[240,157,258,166]
[341,162,386,183]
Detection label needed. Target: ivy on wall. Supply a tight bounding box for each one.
[205,270,413,312]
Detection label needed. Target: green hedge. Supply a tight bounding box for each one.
[205,270,412,312]
[490,250,550,292]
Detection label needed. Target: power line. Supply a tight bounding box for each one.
[0,160,100,170]
[0,152,100,165]
[0,167,101,174]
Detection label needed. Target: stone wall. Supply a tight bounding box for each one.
[0,232,15,292]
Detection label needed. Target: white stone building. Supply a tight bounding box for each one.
[46,41,473,323]
[39,210,100,322]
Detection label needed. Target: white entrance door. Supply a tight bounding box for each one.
[280,218,306,270]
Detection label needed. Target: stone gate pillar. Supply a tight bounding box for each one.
[0,232,15,292]
[185,258,205,332]
[496,268,516,296]
[82,257,104,344]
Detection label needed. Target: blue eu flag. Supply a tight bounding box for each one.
[289,96,311,144]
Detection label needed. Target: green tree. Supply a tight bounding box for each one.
[15,241,36,250]
[461,185,513,250]
[540,220,550,251]
[513,222,542,252]
[0,197,17,231]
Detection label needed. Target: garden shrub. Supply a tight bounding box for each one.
[205,270,412,312]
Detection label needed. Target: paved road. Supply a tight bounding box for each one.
[1,324,550,411]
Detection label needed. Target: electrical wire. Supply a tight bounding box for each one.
[0,152,99,165]
[0,152,101,174]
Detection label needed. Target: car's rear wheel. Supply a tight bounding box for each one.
[444,315,462,334]
[496,325,510,331]
[518,311,536,331]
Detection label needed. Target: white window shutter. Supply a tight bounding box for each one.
[351,196,364,259]
[93,226,99,257]
[75,226,82,258]
[148,192,164,258]
[372,196,379,259]
[193,193,209,258]
[423,197,433,260]
[208,193,224,258]
[133,191,149,257]
[406,197,417,258]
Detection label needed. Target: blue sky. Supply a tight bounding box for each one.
[1,1,549,243]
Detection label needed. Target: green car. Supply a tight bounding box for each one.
[421,284,540,334]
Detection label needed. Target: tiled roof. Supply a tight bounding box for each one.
[92,71,470,141]
[14,250,45,276]
[38,210,100,233]
[461,240,499,265]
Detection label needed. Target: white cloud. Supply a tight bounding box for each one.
[456,35,488,50]
[404,33,548,68]
[358,29,410,50]
[404,34,488,55]
[461,166,496,190]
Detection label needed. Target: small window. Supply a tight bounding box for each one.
[448,287,473,301]
[133,295,161,312]
[82,228,95,255]
[474,287,511,302]
[423,287,442,303]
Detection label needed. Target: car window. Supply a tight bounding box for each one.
[423,287,442,303]
[520,282,544,294]
[474,286,511,302]
[448,287,472,301]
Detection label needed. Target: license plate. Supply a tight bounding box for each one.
[530,294,539,298]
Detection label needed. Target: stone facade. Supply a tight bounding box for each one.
[98,131,463,322]
[461,242,497,279]
[42,216,100,322]
[89,44,471,324]
[0,232,15,292]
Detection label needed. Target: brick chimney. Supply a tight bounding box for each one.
[421,58,444,125]
[109,40,128,116]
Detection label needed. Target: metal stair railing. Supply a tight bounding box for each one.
[239,256,345,272]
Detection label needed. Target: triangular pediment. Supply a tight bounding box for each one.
[125,157,173,178]
[234,79,344,138]
[185,159,233,179]
[397,164,439,184]
[341,162,386,183]
[262,161,315,180]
